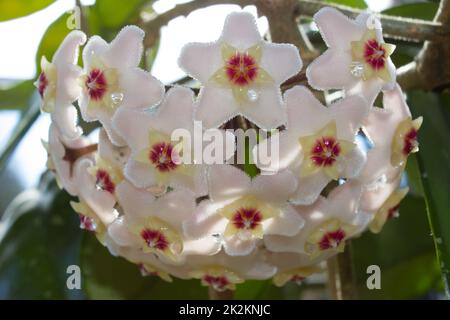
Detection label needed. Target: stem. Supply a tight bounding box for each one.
[0,96,40,174]
[208,287,234,299]
[142,0,450,42]
[326,241,357,300]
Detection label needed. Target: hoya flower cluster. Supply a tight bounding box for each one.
[40,8,422,291]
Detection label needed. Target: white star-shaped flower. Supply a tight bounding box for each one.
[178,11,302,129]
[44,124,92,196]
[254,86,367,205]
[265,181,371,257]
[80,26,164,146]
[359,84,422,186]
[113,86,227,196]
[107,181,221,265]
[307,7,397,106]
[35,30,86,139]
[183,165,304,256]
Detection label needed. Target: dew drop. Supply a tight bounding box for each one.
[111,92,124,105]
[247,89,259,102]
[350,61,364,78]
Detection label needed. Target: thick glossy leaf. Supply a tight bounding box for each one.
[407,91,450,297]
[0,0,54,21]
[0,80,35,110]
[92,0,149,30]
[325,0,367,9]
[0,174,84,299]
[352,195,442,299]
[383,2,439,21]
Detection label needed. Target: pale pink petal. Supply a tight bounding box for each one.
[183,200,228,239]
[346,78,383,107]
[220,12,262,50]
[253,131,302,173]
[178,42,221,84]
[331,95,368,141]
[306,49,356,91]
[240,86,286,130]
[360,176,401,213]
[107,217,136,247]
[101,25,144,69]
[53,30,86,66]
[116,180,156,222]
[383,83,411,121]
[150,86,195,133]
[251,170,298,204]
[326,181,363,221]
[290,171,330,205]
[341,146,366,178]
[284,86,329,133]
[264,205,305,236]
[96,109,126,146]
[112,107,152,151]
[314,7,362,49]
[124,159,157,189]
[261,42,302,84]
[208,165,250,202]
[119,68,164,109]
[195,86,238,129]
[51,102,82,140]
[56,63,83,106]
[151,189,196,228]
[183,237,222,256]
[82,35,108,70]
[98,129,130,168]
[223,236,257,256]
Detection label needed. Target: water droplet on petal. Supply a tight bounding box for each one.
[111,92,124,105]
[350,62,364,78]
[247,89,259,102]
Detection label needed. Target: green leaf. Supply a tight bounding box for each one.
[383,2,439,21]
[407,91,450,298]
[325,0,367,9]
[80,233,208,299]
[0,174,84,299]
[92,0,149,31]
[0,0,54,21]
[352,195,442,299]
[0,80,35,110]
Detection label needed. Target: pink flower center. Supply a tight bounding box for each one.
[79,214,96,232]
[225,53,258,86]
[387,204,401,220]
[232,208,262,230]
[37,72,48,98]
[203,275,229,291]
[149,142,178,172]
[95,169,115,194]
[140,228,169,251]
[403,128,418,155]
[311,137,341,167]
[85,68,107,101]
[319,228,346,251]
[364,39,386,70]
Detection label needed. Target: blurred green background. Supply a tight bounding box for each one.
[0,0,448,299]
